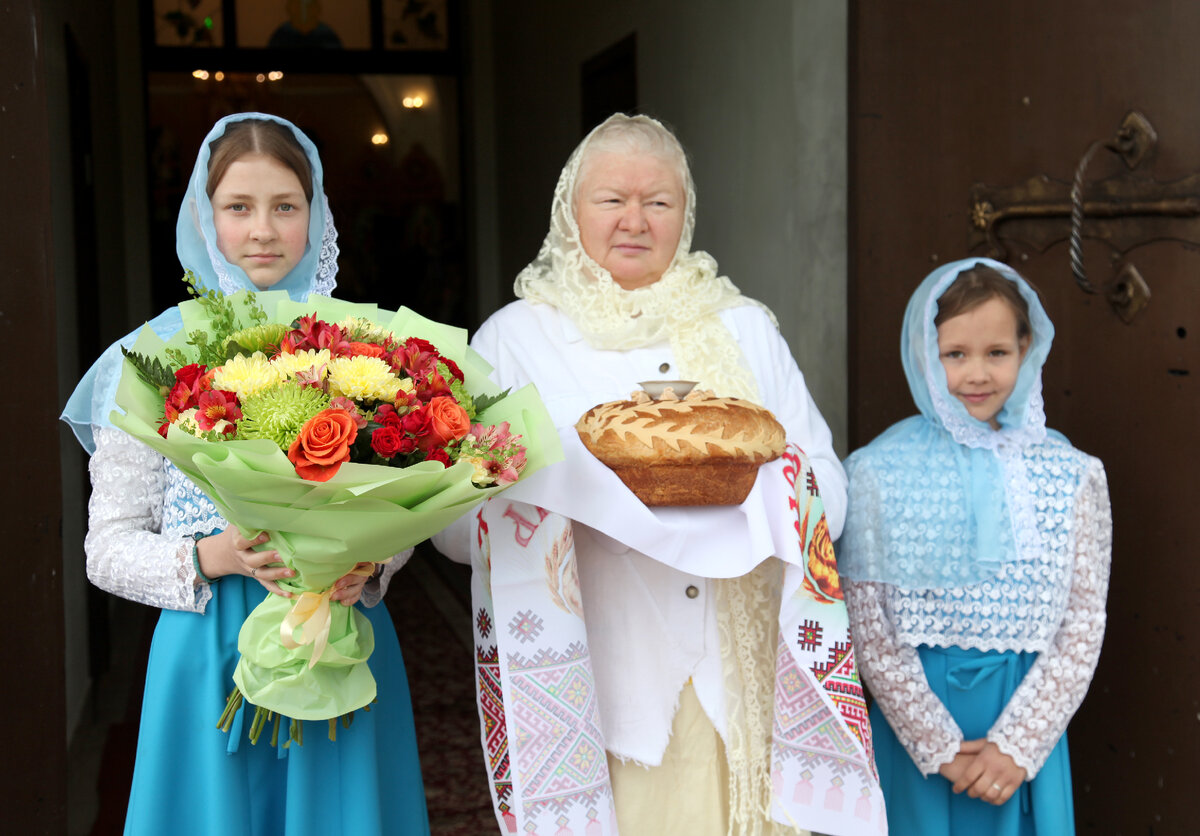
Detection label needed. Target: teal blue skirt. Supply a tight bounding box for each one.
[872,645,1073,836]
[123,576,430,836]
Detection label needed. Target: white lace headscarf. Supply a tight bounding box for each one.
[518,115,793,832]
[514,113,775,403]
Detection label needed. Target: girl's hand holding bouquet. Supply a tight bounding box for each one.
[114,275,559,742]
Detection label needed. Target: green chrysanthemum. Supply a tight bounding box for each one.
[339,316,395,344]
[448,373,477,419]
[225,323,288,357]
[236,384,332,450]
[327,355,404,402]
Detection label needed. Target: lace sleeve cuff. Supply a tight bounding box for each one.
[358,548,413,608]
[988,459,1112,778]
[86,427,211,612]
[845,579,963,775]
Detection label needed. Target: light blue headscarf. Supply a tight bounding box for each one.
[837,257,1057,589]
[61,113,338,454]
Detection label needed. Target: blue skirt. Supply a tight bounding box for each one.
[872,645,1073,836]
[124,576,430,836]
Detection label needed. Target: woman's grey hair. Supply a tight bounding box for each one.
[574,113,694,203]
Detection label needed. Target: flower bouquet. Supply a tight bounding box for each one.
[112,275,560,742]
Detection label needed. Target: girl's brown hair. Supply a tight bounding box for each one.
[935,264,1033,340]
[206,119,313,202]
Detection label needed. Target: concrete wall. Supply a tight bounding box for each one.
[478,1,849,451]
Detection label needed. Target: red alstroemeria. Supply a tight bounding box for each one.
[393,389,421,411]
[195,389,242,433]
[199,367,218,393]
[391,336,462,384]
[393,337,440,380]
[165,380,196,423]
[280,314,353,357]
[414,369,454,402]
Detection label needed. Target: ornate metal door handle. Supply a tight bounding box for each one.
[969,111,1200,322]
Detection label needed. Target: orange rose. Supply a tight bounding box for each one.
[348,341,385,359]
[287,408,359,481]
[423,396,471,450]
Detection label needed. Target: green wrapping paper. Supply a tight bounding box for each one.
[111,291,561,724]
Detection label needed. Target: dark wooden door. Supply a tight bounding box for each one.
[1,0,67,828]
[850,2,1199,832]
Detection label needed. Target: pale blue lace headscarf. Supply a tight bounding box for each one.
[837,257,1056,588]
[61,113,339,453]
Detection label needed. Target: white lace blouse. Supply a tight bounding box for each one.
[843,449,1111,779]
[85,426,402,612]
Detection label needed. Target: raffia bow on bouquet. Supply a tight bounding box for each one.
[111,279,560,743]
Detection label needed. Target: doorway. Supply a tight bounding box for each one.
[850,2,1199,831]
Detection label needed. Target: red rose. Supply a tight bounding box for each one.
[405,337,438,355]
[441,356,464,382]
[425,447,452,468]
[401,404,433,438]
[371,426,406,458]
[174,363,209,397]
[373,403,403,429]
[423,396,470,450]
[287,408,359,482]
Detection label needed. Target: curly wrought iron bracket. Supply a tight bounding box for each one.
[968,111,1198,323]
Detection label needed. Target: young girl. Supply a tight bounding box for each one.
[62,113,430,836]
[838,257,1112,835]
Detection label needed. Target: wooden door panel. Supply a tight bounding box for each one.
[851,2,1199,832]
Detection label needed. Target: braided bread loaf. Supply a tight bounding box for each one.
[575,388,785,506]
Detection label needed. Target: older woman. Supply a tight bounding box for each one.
[436,114,881,836]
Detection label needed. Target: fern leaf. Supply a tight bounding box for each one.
[120,346,177,394]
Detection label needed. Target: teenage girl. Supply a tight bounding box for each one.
[63,113,430,836]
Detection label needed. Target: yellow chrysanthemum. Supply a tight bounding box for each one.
[212,352,284,399]
[271,349,332,381]
[327,355,405,402]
